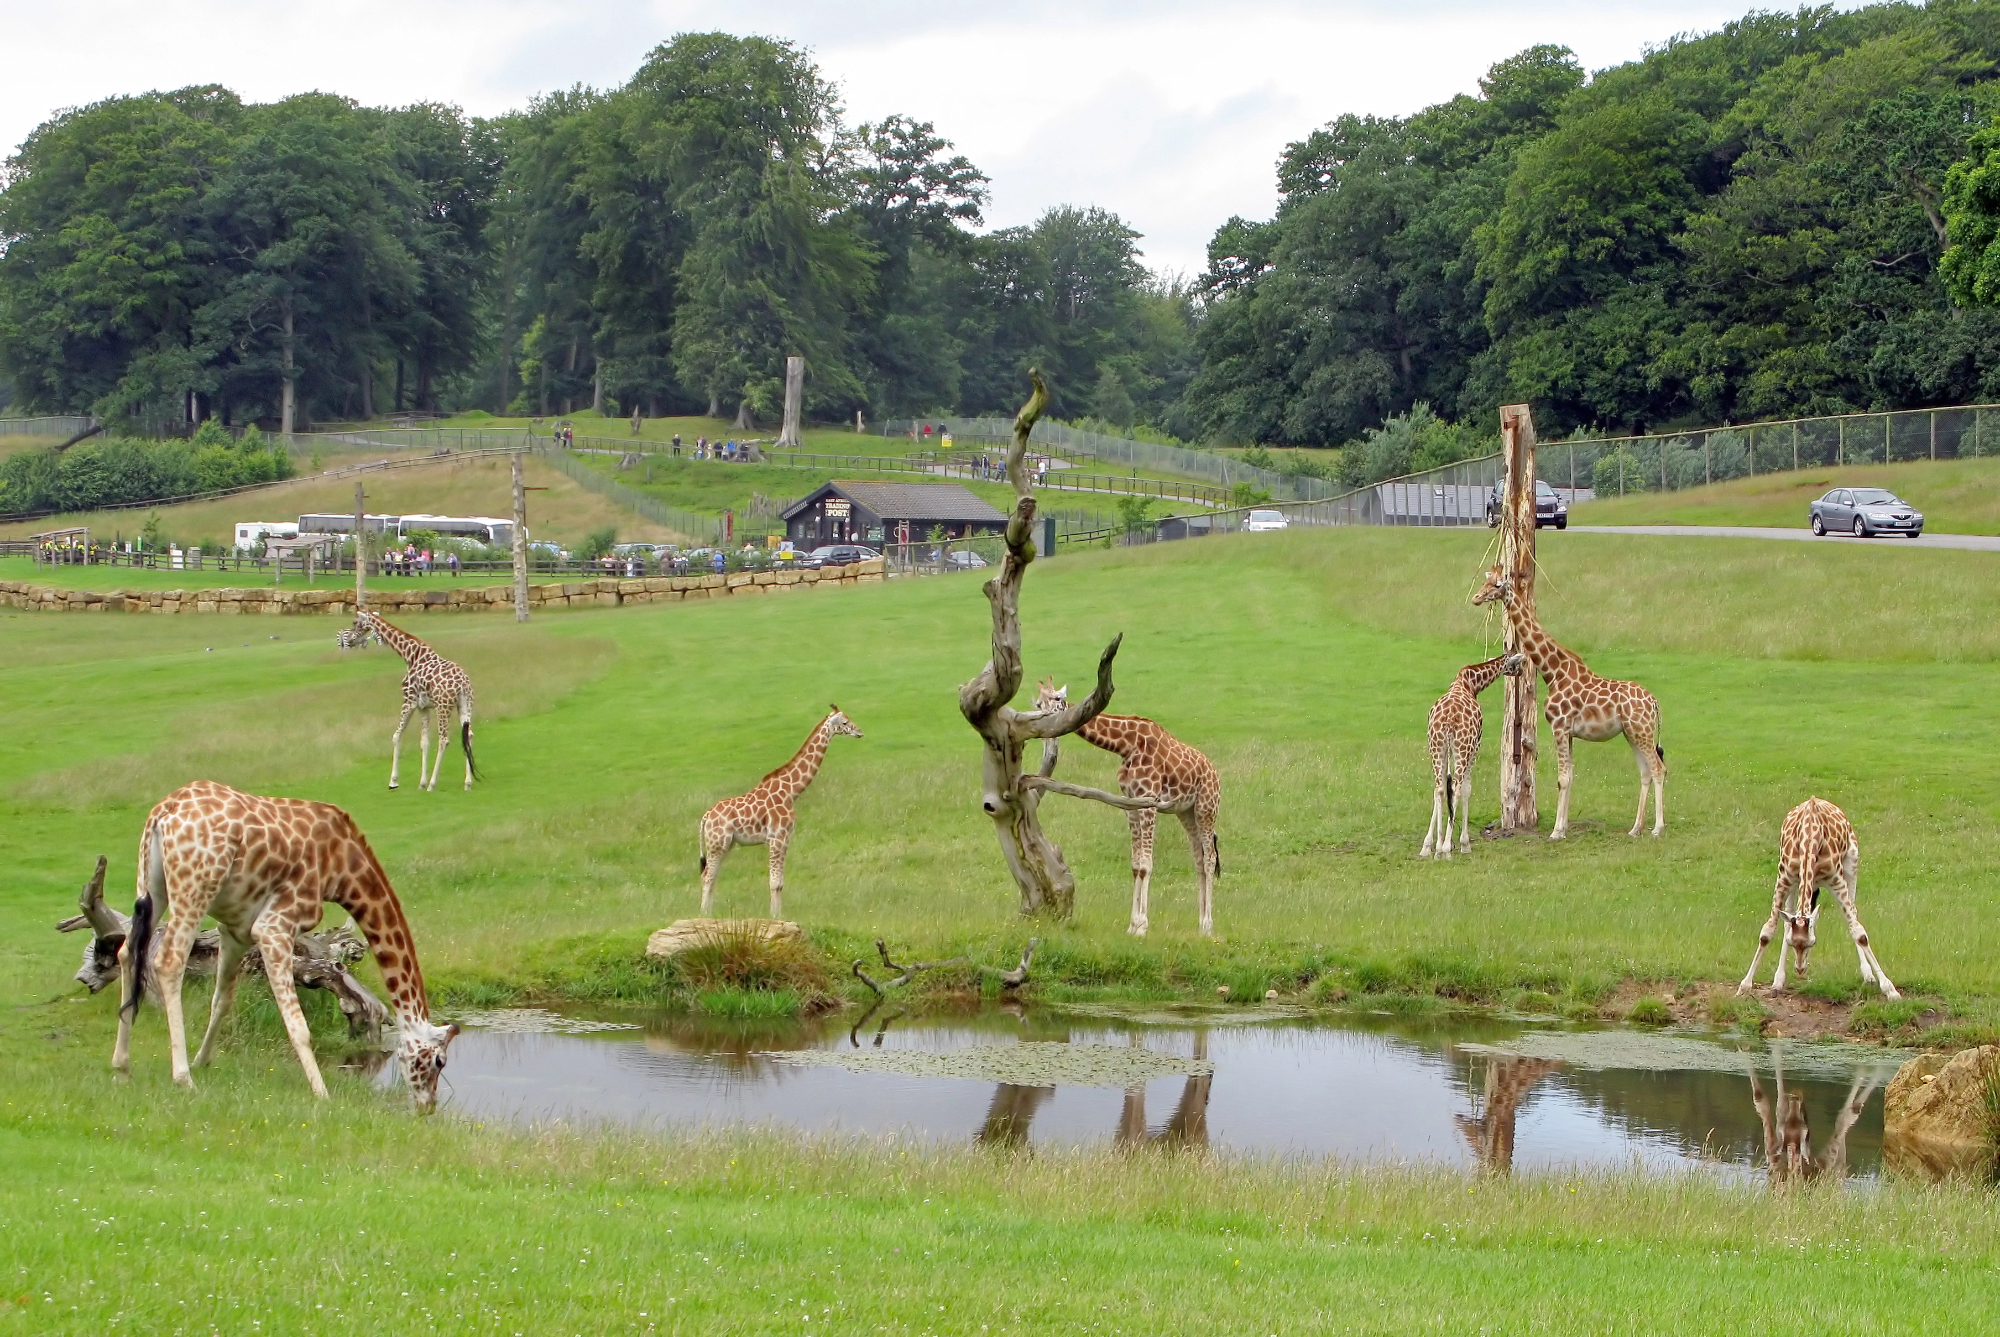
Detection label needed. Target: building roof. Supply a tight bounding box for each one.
[781,480,1008,524]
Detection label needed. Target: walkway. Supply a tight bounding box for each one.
[1569,525,2000,553]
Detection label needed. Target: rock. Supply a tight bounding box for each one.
[1264,988,1279,1001]
[1883,1046,2000,1147]
[645,917,803,960]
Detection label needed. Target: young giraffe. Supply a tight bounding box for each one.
[1738,796,1898,999]
[111,780,458,1109]
[1419,652,1526,859]
[348,607,479,792]
[1036,680,1221,938]
[698,707,863,917]
[1470,566,1665,840]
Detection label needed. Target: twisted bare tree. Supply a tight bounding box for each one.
[958,370,1162,919]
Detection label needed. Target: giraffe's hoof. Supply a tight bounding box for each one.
[388,783,400,791]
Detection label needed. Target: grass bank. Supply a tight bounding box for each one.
[1575,454,2000,533]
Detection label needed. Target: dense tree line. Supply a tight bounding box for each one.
[0,421,294,515]
[1189,2,2000,445]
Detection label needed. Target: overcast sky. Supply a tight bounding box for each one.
[6,1,1768,275]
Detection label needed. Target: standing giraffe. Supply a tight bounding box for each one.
[111,780,458,1109]
[1737,797,1898,999]
[347,608,479,791]
[1470,566,1665,839]
[1420,652,1526,859]
[699,707,863,917]
[1035,680,1221,937]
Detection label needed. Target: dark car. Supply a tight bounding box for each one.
[1810,487,1923,538]
[1485,480,1568,529]
[802,544,879,568]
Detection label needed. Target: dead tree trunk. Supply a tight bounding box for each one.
[55,856,389,1043]
[959,369,1160,919]
[777,356,805,449]
[1498,403,1540,833]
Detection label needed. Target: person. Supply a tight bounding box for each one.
[673,433,682,457]
[448,551,460,578]
[711,548,726,573]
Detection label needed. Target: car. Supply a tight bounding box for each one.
[945,549,989,569]
[1485,480,1569,529]
[1810,487,1923,537]
[803,544,879,568]
[1243,509,1289,532]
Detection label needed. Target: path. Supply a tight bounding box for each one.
[1570,525,2000,552]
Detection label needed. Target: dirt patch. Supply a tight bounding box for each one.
[1606,978,1945,1044]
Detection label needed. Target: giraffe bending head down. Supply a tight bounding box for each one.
[1737,797,1898,999]
[1420,652,1526,859]
[348,608,479,792]
[1470,566,1665,840]
[111,781,458,1110]
[1035,680,1221,937]
[698,707,863,917]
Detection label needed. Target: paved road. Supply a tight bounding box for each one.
[1569,525,2000,553]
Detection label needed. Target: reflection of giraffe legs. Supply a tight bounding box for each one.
[1750,1058,1879,1186]
[1160,1031,1212,1150]
[977,1084,1055,1147]
[1456,1057,1559,1173]
[1126,808,1155,936]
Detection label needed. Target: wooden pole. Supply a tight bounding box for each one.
[353,481,367,610]
[511,453,530,623]
[776,355,804,452]
[1498,403,1539,833]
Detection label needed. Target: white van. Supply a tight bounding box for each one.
[234,521,298,553]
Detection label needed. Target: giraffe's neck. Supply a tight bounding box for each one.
[331,857,432,1028]
[362,613,429,667]
[1075,714,1138,758]
[764,717,832,799]
[1501,594,1579,678]
[1455,656,1513,697]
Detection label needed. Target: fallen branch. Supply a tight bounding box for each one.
[1017,775,1171,811]
[851,938,1040,997]
[56,854,390,1043]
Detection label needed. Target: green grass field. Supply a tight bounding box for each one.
[1577,454,2000,533]
[7,524,2000,1329]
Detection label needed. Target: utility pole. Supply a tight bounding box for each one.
[353,481,367,611]
[511,453,530,623]
[1498,403,1539,833]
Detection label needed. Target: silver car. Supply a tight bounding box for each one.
[1810,487,1924,538]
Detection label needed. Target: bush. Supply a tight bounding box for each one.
[575,525,618,562]
[0,426,294,516]
[1627,996,1673,1025]
[1338,403,1485,487]
[672,925,832,1007]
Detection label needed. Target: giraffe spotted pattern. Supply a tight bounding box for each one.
[1420,652,1525,859]
[698,707,863,917]
[111,780,457,1110]
[347,608,479,791]
[1737,796,1898,999]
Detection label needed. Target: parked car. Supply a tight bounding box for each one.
[803,544,879,568]
[945,549,989,569]
[1243,509,1289,532]
[1810,487,1923,537]
[1485,480,1569,529]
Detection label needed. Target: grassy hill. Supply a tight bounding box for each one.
[1575,454,2000,533]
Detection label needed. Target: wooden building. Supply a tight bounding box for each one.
[781,481,1008,549]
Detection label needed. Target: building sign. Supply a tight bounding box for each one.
[824,499,852,518]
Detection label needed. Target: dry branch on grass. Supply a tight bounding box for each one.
[55,854,390,1043]
[958,369,1140,919]
[851,938,1040,996]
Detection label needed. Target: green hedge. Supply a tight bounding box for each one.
[0,422,294,516]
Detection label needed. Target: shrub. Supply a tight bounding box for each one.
[575,525,618,562]
[673,926,832,1008]
[1627,997,1673,1026]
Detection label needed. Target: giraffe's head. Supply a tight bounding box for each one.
[1471,566,1516,608]
[1501,652,1527,676]
[1784,898,1821,979]
[825,705,864,739]
[399,1017,460,1114]
[1034,677,1067,712]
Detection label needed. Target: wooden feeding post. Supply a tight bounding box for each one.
[1497,403,1539,833]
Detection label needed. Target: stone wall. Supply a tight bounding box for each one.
[0,558,886,616]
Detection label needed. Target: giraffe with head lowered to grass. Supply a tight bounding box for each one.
[1738,796,1898,999]
[1470,566,1665,840]
[699,707,864,917]
[346,608,479,792]
[1420,652,1526,859]
[111,780,458,1110]
[1035,680,1220,938]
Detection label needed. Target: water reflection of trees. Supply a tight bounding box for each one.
[1457,1057,1560,1173]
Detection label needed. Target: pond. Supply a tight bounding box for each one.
[401,1003,1916,1181]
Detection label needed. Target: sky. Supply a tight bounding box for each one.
[4,0,1768,276]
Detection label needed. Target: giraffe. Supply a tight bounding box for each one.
[110,780,458,1110]
[1737,797,1898,999]
[1035,680,1221,937]
[347,607,479,791]
[1456,1055,1561,1173]
[698,707,863,917]
[1470,566,1665,840]
[1419,652,1527,859]
[1748,1058,1880,1186]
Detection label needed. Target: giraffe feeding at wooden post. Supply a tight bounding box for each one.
[347,608,479,792]
[1034,680,1221,937]
[111,781,458,1110]
[1737,797,1898,999]
[698,707,863,917]
[1419,652,1526,859]
[1470,566,1665,840]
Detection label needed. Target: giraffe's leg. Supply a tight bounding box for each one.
[1127,806,1156,936]
[699,828,725,915]
[252,917,328,1100]
[389,703,417,789]
[1178,810,1214,937]
[428,705,450,791]
[155,911,203,1089]
[416,704,436,791]
[191,930,252,1068]
[1650,734,1666,837]
[767,829,789,920]
[1420,773,1444,859]
[1833,842,1897,1000]
[1740,864,1793,994]
[1456,751,1477,855]
[1772,872,1803,993]
[1550,731,1575,840]
[1626,736,1651,838]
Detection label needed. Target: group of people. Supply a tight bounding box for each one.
[667,433,750,462]
[378,544,460,577]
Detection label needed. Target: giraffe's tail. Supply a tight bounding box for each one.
[1212,834,1222,878]
[460,701,481,783]
[121,820,165,1021]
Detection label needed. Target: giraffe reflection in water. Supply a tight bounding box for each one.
[1749,1057,1878,1186]
[1457,1055,1561,1172]
[973,1032,1214,1150]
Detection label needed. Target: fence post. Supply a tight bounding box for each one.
[1660,440,1668,493]
[1748,426,1755,476]
[1930,411,1937,461]
[1793,421,1799,471]
[1838,418,1844,466]
[1885,412,1891,464]
[1704,434,1711,487]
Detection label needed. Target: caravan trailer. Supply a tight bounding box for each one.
[234,521,299,553]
